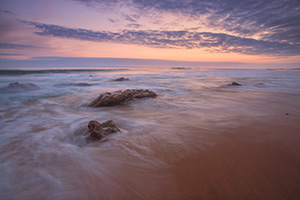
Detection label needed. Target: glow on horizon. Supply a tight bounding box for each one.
[0,0,299,66]
[0,37,295,64]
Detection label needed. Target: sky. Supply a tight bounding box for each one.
[0,0,300,68]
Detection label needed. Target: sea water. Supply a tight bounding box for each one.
[0,68,300,199]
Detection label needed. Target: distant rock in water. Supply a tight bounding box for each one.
[255,83,265,87]
[57,83,93,87]
[75,83,92,86]
[87,120,120,141]
[1,82,40,92]
[89,89,157,107]
[228,82,242,86]
[171,67,191,70]
[113,77,129,81]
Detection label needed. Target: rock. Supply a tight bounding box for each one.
[8,82,39,89]
[75,83,92,86]
[228,82,242,86]
[114,77,129,81]
[1,82,40,92]
[89,89,157,107]
[171,67,191,70]
[57,83,93,87]
[87,120,120,141]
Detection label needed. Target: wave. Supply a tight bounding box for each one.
[0,82,40,93]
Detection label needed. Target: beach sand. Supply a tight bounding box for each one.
[173,114,300,200]
[1,68,300,199]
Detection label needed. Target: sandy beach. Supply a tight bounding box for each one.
[0,68,300,200]
[173,114,300,200]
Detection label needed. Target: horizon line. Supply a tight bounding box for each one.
[0,56,299,69]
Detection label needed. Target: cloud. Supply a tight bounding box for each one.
[0,43,41,49]
[0,53,24,56]
[24,21,300,56]
[73,0,300,47]
[0,10,13,14]
[124,15,136,22]
[126,23,142,28]
[108,18,117,23]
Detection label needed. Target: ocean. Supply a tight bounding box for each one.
[0,67,300,199]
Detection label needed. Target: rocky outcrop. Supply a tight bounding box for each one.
[1,82,40,92]
[228,82,242,86]
[88,89,157,107]
[113,77,129,81]
[87,120,120,141]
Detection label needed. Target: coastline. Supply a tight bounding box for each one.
[0,68,300,199]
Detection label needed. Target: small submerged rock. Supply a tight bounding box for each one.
[171,67,191,70]
[1,82,40,92]
[58,83,93,87]
[87,120,120,141]
[113,77,129,81]
[74,83,92,86]
[89,89,157,107]
[228,82,242,86]
[255,83,265,87]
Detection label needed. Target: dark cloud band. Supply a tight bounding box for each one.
[74,0,300,49]
[24,21,299,56]
[0,43,40,49]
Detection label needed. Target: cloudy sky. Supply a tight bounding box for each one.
[0,0,300,67]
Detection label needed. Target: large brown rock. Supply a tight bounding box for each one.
[87,120,120,141]
[88,89,157,107]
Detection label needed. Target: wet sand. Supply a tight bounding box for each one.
[1,68,300,199]
[173,114,300,200]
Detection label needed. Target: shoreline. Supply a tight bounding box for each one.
[1,68,300,199]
